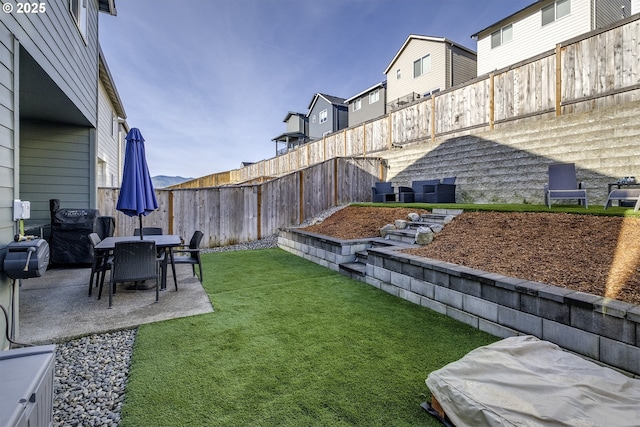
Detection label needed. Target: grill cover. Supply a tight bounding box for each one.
[49,201,99,265]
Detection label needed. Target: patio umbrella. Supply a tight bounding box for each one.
[116,128,158,239]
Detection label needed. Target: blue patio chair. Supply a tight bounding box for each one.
[544,163,588,208]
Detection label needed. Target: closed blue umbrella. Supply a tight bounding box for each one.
[116,128,158,239]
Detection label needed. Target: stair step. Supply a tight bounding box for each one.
[339,261,366,276]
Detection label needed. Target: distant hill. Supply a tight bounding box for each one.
[152,175,193,188]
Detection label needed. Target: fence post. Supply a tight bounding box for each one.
[298,170,304,223]
[362,123,367,156]
[431,95,436,141]
[334,157,338,206]
[555,43,562,117]
[256,185,262,239]
[168,190,174,235]
[489,72,495,130]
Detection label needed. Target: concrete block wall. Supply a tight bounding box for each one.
[377,100,640,205]
[279,227,640,377]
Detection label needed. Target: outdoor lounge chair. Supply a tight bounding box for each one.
[170,230,204,284]
[100,240,160,308]
[544,163,588,208]
[371,182,396,202]
[410,179,456,203]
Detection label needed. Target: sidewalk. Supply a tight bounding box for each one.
[16,264,214,345]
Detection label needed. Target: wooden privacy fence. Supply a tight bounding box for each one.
[98,157,385,247]
[172,14,640,189]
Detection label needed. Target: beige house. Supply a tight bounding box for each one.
[383,35,477,110]
[97,48,128,188]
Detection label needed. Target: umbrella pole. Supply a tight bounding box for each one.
[139,214,144,240]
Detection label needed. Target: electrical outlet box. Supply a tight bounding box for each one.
[13,200,31,220]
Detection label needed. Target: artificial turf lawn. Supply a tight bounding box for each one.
[120,248,496,426]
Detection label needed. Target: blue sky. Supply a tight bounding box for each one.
[99,0,532,178]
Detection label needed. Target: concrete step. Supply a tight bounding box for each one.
[385,229,417,244]
[339,261,366,277]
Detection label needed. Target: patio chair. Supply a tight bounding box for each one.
[410,179,441,203]
[371,182,396,202]
[100,240,160,308]
[544,163,588,208]
[88,233,111,297]
[170,230,204,284]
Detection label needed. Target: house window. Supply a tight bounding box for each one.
[369,89,379,104]
[542,0,570,26]
[352,99,361,111]
[490,24,513,48]
[396,69,401,80]
[319,109,328,124]
[70,0,88,38]
[413,54,431,78]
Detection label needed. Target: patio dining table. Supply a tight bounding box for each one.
[94,235,181,291]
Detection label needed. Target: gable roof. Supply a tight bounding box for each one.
[306,93,347,116]
[384,34,476,75]
[98,46,126,119]
[283,111,306,122]
[344,81,386,104]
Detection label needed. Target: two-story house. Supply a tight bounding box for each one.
[271,112,309,155]
[472,0,639,76]
[384,35,477,111]
[345,81,387,127]
[0,0,118,349]
[306,93,348,140]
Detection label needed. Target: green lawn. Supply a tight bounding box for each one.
[120,248,496,426]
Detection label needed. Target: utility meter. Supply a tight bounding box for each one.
[13,200,31,220]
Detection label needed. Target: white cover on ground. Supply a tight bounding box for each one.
[426,335,640,427]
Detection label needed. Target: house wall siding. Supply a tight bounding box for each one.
[451,46,478,86]
[348,87,387,127]
[20,120,92,226]
[595,0,632,26]
[1,0,99,125]
[309,98,332,138]
[634,0,640,13]
[477,1,592,75]
[386,39,448,103]
[97,82,121,187]
[0,22,17,351]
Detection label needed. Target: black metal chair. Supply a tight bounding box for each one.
[88,232,111,297]
[100,240,160,308]
[170,231,204,283]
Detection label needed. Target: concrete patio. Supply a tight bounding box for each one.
[15,264,214,345]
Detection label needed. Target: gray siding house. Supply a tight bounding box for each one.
[0,0,117,349]
[306,93,348,140]
[384,35,477,111]
[271,112,309,155]
[345,81,387,127]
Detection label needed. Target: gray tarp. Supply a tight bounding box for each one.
[426,335,640,427]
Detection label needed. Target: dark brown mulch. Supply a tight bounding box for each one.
[302,206,640,306]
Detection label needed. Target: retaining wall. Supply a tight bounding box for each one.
[278,228,640,378]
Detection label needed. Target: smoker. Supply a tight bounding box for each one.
[3,238,50,279]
